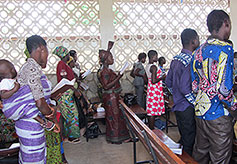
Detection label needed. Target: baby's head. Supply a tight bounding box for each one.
[0,59,17,81]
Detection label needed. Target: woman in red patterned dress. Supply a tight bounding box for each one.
[145,50,166,129]
[98,41,130,144]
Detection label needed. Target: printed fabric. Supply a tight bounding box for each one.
[58,88,80,139]
[98,67,130,143]
[53,46,69,59]
[17,58,45,101]
[2,75,51,164]
[45,130,63,164]
[0,110,18,143]
[191,39,237,120]
[146,64,165,116]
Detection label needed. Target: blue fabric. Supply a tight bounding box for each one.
[191,39,236,120]
[60,141,64,154]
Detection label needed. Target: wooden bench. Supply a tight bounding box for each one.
[0,145,19,164]
[119,100,197,164]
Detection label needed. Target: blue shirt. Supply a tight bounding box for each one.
[191,39,236,120]
[165,49,195,112]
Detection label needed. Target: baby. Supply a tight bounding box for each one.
[0,59,55,131]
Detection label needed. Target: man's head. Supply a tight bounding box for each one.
[148,50,158,63]
[69,50,77,61]
[99,50,113,65]
[158,57,166,66]
[234,52,237,59]
[26,35,48,68]
[0,60,17,81]
[67,56,76,68]
[138,52,146,63]
[207,10,231,41]
[181,28,200,51]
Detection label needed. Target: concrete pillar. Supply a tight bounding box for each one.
[98,0,115,70]
[230,0,237,51]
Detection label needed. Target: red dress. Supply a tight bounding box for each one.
[56,60,75,83]
[146,64,165,116]
[98,67,129,143]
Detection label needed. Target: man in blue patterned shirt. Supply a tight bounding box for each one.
[165,28,199,156]
[191,10,237,164]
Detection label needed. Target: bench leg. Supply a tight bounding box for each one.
[86,117,90,142]
[133,139,137,164]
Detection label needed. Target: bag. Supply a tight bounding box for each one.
[84,122,100,139]
[154,119,166,130]
[124,93,137,107]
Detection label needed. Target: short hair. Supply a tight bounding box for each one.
[234,52,237,58]
[158,57,165,65]
[138,52,146,60]
[26,35,46,54]
[69,50,77,58]
[207,10,230,33]
[226,40,233,47]
[148,50,157,59]
[181,28,198,47]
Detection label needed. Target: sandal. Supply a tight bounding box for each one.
[68,138,81,144]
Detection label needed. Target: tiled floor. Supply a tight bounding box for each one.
[64,112,180,164]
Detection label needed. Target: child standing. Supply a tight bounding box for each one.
[145,50,166,130]
[132,52,148,108]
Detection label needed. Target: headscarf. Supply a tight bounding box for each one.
[24,46,30,58]
[53,46,69,58]
[67,56,74,64]
[98,41,114,64]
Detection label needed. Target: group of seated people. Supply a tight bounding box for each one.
[0,9,237,164]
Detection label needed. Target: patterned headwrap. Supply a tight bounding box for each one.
[67,56,74,64]
[53,46,69,58]
[98,41,114,63]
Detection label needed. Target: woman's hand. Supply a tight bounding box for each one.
[118,72,123,79]
[52,118,61,133]
[45,106,56,120]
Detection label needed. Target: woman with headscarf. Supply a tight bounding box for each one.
[98,41,130,144]
[53,46,81,144]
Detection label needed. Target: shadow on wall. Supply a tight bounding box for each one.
[46,71,135,100]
